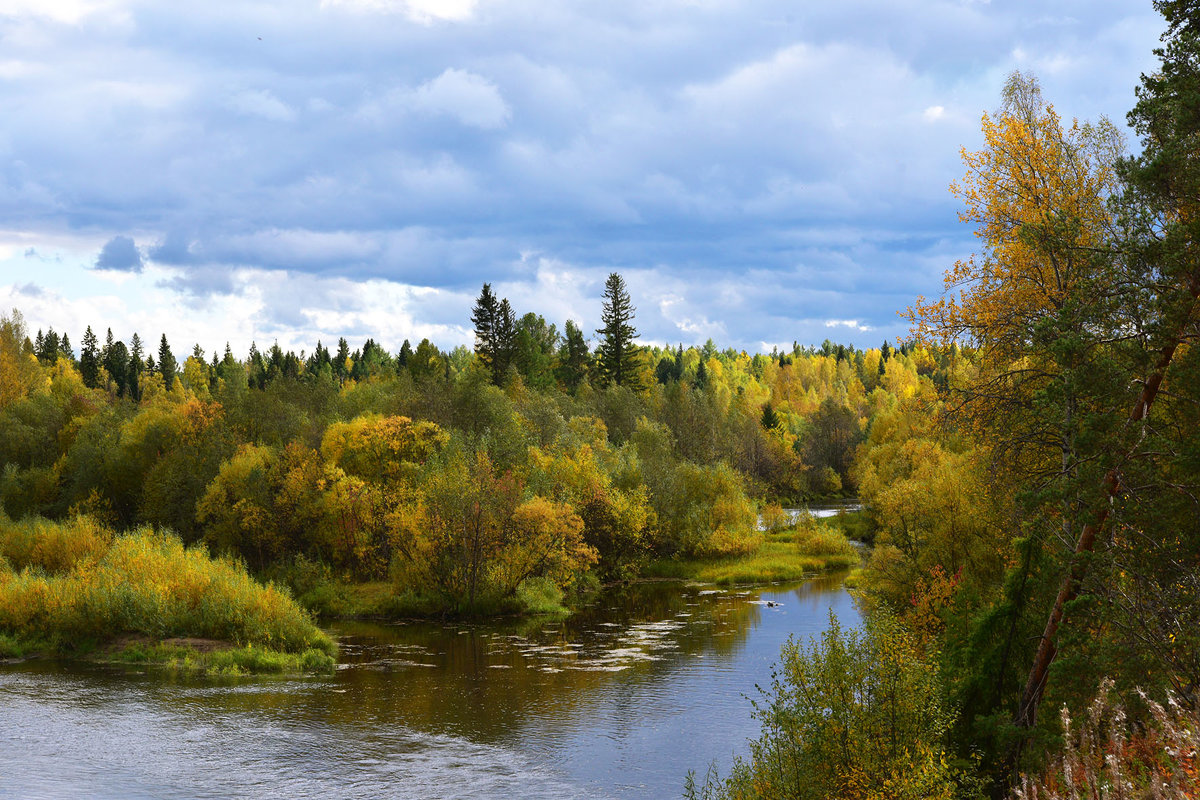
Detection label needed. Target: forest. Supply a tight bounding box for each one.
[0,265,907,618]
[4,1,1200,797]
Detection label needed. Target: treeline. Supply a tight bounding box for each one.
[689,6,1200,798]
[0,280,943,613]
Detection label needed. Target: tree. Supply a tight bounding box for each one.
[556,319,590,392]
[79,326,100,388]
[34,329,60,364]
[470,283,517,384]
[104,340,130,397]
[0,310,41,409]
[513,312,559,390]
[596,272,640,388]
[158,334,177,387]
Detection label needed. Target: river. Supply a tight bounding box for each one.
[0,573,858,800]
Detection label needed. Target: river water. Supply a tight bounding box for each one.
[0,574,858,800]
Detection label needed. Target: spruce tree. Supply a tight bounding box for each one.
[494,298,517,380]
[126,353,142,401]
[596,272,639,387]
[471,282,499,368]
[556,320,590,392]
[334,337,350,381]
[105,340,129,397]
[37,329,60,364]
[158,334,177,386]
[80,325,100,387]
[470,283,517,384]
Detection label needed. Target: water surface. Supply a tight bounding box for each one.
[1,575,858,799]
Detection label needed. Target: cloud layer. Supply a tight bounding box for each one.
[0,0,1165,353]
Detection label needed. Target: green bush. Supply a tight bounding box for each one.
[688,611,972,800]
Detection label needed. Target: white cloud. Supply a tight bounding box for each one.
[226,89,296,123]
[825,319,874,332]
[320,0,477,24]
[923,105,946,121]
[411,68,511,129]
[0,0,118,24]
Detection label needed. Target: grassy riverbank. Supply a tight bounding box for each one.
[0,514,335,674]
[643,512,861,585]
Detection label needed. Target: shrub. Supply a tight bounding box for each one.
[688,611,966,800]
[0,513,334,657]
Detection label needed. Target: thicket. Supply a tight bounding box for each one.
[0,513,334,660]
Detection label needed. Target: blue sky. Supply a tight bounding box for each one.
[0,0,1164,357]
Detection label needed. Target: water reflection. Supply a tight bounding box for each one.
[0,575,859,799]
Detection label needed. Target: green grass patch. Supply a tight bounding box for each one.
[644,517,859,585]
[0,513,336,662]
[0,630,48,658]
[108,639,335,676]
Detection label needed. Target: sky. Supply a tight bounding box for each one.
[0,0,1166,358]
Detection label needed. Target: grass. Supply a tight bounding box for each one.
[643,515,860,586]
[0,513,336,670]
[108,640,335,676]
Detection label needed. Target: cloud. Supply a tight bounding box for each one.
[0,0,117,24]
[320,0,477,24]
[94,236,143,272]
[411,68,511,129]
[825,319,875,333]
[0,0,1166,351]
[226,89,296,123]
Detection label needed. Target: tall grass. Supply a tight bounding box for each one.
[0,514,334,656]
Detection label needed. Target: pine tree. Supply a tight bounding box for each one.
[596,272,640,388]
[58,333,73,362]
